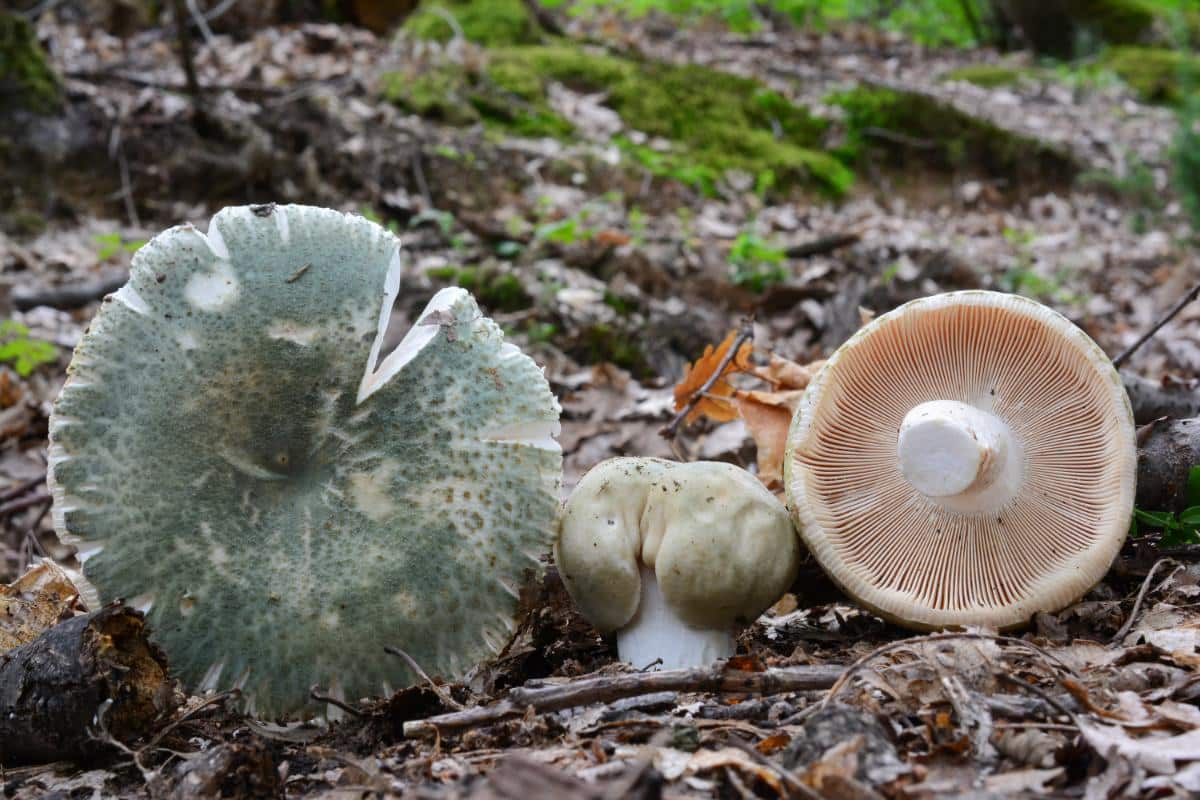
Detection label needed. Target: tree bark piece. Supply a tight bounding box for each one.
[402,663,844,738]
[0,604,176,766]
[1136,417,1200,514]
[12,274,128,311]
[1123,373,1200,425]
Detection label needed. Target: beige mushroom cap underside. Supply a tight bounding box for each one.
[785,291,1136,630]
[556,458,801,633]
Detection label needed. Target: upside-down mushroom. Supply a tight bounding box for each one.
[48,204,562,717]
[785,290,1136,630]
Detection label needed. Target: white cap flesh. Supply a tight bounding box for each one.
[785,291,1136,630]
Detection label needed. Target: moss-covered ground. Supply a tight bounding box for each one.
[382,42,853,198]
[0,11,60,114]
[828,86,1077,181]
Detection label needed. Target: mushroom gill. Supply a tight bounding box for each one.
[785,291,1135,630]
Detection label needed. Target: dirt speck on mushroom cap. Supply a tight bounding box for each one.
[785,290,1135,630]
[47,204,562,717]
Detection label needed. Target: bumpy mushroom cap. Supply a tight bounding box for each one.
[785,291,1135,630]
[47,204,561,717]
[556,458,800,668]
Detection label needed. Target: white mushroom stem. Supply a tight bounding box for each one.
[897,400,1011,498]
[616,566,735,671]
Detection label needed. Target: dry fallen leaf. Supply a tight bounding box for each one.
[686,747,782,794]
[733,390,804,486]
[752,354,826,390]
[0,559,88,653]
[1079,719,1200,774]
[673,329,753,424]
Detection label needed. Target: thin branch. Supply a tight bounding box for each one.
[823,631,1080,705]
[0,475,46,503]
[13,274,128,311]
[660,316,755,439]
[1111,558,1179,644]
[1113,281,1200,368]
[143,690,240,752]
[168,0,203,116]
[0,492,51,518]
[385,644,466,711]
[784,232,860,259]
[310,686,365,718]
[402,662,843,738]
[724,737,823,800]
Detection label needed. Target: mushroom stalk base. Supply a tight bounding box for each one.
[616,566,735,671]
[897,400,1023,513]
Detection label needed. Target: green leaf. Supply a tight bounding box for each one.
[496,240,523,258]
[1186,465,1200,507]
[1179,506,1200,526]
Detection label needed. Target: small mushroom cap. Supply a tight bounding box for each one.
[643,461,800,630]
[554,457,676,632]
[556,458,800,633]
[48,205,562,717]
[785,291,1136,630]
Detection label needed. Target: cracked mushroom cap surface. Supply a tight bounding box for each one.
[47,204,562,717]
[785,291,1135,630]
[555,458,800,632]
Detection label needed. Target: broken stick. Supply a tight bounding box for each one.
[402,662,844,738]
[0,604,175,766]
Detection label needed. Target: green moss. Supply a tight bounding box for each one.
[403,0,542,47]
[1101,46,1199,105]
[382,42,852,196]
[830,86,1076,181]
[943,64,1030,88]
[488,46,851,196]
[426,265,532,312]
[580,322,649,376]
[0,12,60,114]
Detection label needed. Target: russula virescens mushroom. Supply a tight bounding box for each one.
[47,204,561,717]
[785,291,1135,630]
[555,457,800,669]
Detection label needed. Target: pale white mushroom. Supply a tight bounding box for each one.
[785,291,1136,630]
[555,458,800,669]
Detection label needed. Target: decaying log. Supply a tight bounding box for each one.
[0,604,175,766]
[402,663,844,738]
[1122,373,1200,425]
[1136,417,1200,514]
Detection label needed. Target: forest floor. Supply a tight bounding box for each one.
[2,4,1200,798]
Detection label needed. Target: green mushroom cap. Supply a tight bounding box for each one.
[48,204,561,718]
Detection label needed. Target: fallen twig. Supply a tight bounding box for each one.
[1113,281,1200,369]
[0,492,51,518]
[402,662,843,738]
[385,644,466,711]
[0,475,45,504]
[310,686,365,718]
[661,316,755,439]
[1111,558,1180,644]
[13,275,128,311]
[784,232,861,259]
[823,632,1079,706]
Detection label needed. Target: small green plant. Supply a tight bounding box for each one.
[627,206,648,246]
[728,232,788,292]
[94,232,147,260]
[536,216,593,245]
[408,209,455,237]
[359,207,401,234]
[1130,466,1200,546]
[0,321,57,376]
